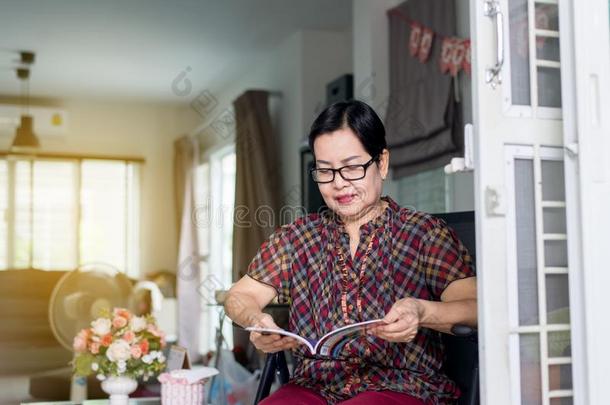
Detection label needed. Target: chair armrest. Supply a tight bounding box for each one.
[450,324,477,337]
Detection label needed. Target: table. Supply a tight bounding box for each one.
[22,398,160,405]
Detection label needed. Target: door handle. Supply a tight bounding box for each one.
[484,0,504,88]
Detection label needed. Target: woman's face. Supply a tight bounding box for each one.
[313,127,389,222]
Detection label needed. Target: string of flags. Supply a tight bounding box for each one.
[390,9,471,77]
[408,21,471,76]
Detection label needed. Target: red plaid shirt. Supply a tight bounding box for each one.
[247,196,475,404]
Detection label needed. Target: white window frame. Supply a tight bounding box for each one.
[505,144,573,404]
[502,0,563,120]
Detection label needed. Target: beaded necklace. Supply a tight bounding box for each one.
[334,233,375,323]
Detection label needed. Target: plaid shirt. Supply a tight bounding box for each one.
[247,196,475,404]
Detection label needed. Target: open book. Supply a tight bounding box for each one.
[246,319,384,356]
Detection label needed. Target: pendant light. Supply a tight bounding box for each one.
[11,58,40,150]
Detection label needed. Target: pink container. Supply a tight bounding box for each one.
[158,368,217,405]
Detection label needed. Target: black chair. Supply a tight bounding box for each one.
[253,211,479,405]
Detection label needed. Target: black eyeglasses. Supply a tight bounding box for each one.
[310,156,379,184]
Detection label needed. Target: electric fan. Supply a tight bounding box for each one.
[48,263,133,401]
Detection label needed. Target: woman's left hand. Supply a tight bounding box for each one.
[370,298,424,342]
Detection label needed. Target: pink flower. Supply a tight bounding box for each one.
[130,345,142,359]
[139,339,149,355]
[89,342,101,354]
[112,316,128,329]
[101,334,113,347]
[76,328,91,341]
[73,336,87,352]
[123,330,135,343]
[147,324,162,337]
[113,308,132,321]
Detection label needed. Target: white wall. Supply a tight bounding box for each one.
[352,0,403,120]
[0,97,200,276]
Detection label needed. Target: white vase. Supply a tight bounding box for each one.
[101,376,138,405]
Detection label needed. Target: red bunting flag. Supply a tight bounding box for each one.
[409,22,422,56]
[402,13,472,76]
[449,39,466,76]
[440,37,455,74]
[418,27,435,63]
[462,40,471,75]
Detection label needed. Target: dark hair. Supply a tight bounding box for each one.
[307,100,387,158]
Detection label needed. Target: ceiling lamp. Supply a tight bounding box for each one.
[11,54,40,150]
[12,115,39,149]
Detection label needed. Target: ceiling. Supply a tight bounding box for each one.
[0,0,352,102]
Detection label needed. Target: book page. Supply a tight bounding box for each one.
[315,319,384,356]
[245,326,316,354]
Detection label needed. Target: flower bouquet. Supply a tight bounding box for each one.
[72,308,167,403]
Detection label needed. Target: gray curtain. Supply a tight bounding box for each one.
[174,135,201,363]
[232,90,281,282]
[386,0,462,178]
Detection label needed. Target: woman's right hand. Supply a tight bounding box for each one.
[248,312,300,353]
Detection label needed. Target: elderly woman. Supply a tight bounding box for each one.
[225,100,477,405]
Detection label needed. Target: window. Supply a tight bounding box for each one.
[506,146,573,404]
[506,0,563,118]
[0,157,140,276]
[394,167,448,213]
[195,145,236,354]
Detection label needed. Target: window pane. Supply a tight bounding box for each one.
[544,240,568,267]
[125,163,140,277]
[0,160,7,269]
[548,330,571,357]
[543,207,567,234]
[536,37,561,62]
[520,334,542,405]
[195,163,210,258]
[515,159,539,325]
[541,161,565,201]
[15,161,32,268]
[550,397,573,405]
[549,364,572,391]
[32,161,78,270]
[80,160,127,272]
[221,152,235,285]
[396,167,446,213]
[546,274,571,324]
[535,3,559,31]
[509,0,532,105]
[220,151,235,350]
[538,67,562,108]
